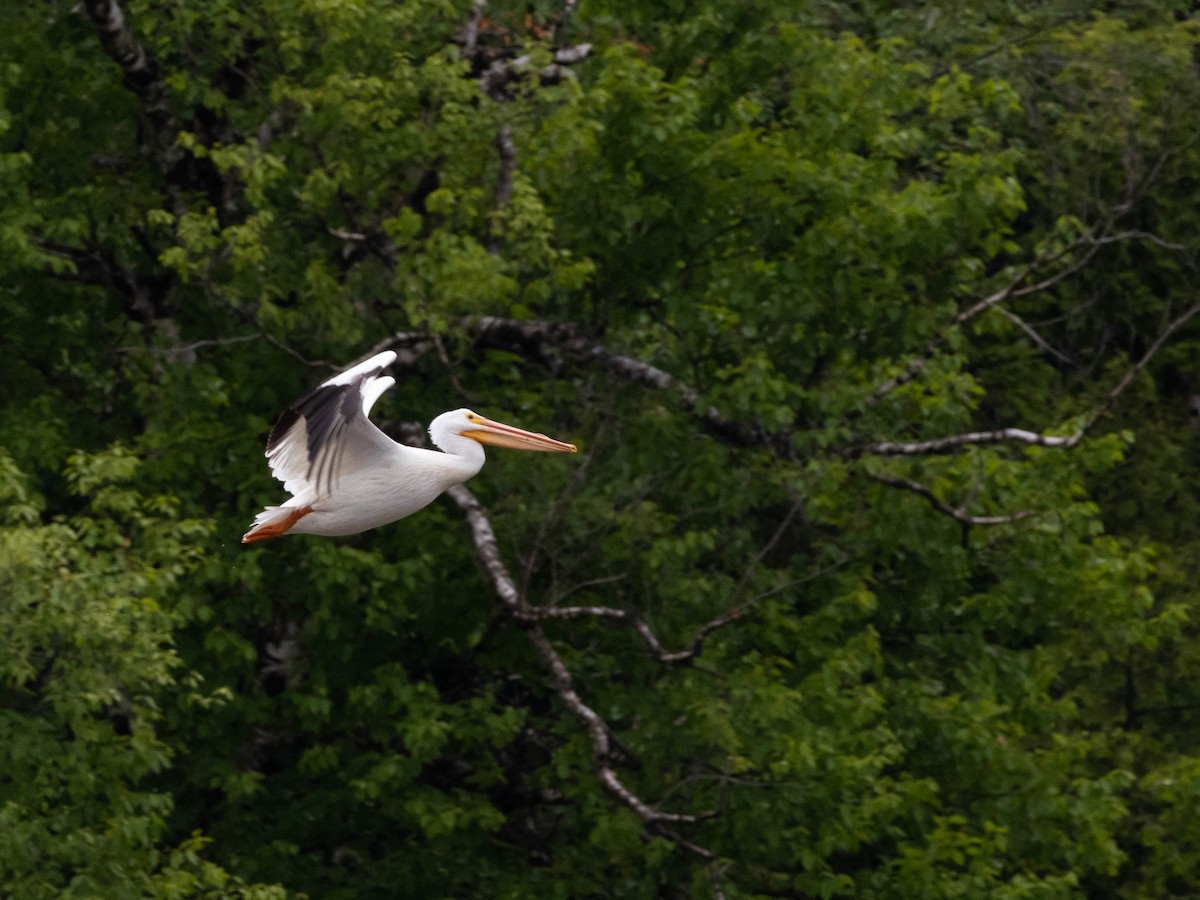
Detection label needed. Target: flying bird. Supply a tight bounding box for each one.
[242,351,576,543]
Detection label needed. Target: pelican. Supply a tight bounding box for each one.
[242,351,576,543]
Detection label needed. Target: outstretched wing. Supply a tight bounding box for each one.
[265,351,399,499]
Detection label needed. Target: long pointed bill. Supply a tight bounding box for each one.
[464,416,577,453]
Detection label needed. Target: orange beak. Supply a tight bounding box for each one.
[463,415,577,453]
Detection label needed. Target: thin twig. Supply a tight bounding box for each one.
[363,331,434,366]
[432,332,474,401]
[528,563,844,666]
[952,238,1103,326]
[547,573,630,606]
[995,307,1073,365]
[864,223,1192,411]
[523,421,610,604]
[867,472,1037,526]
[1092,229,1186,251]
[862,226,1127,409]
[1088,301,1200,424]
[117,333,261,355]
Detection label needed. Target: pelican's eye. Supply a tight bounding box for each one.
[466,413,481,424]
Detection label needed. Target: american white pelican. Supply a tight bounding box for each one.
[243,351,576,543]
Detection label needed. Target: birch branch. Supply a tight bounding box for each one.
[486,126,517,254]
[82,0,183,173]
[480,44,593,99]
[861,300,1200,457]
[862,427,1082,455]
[863,235,1095,408]
[867,473,1036,526]
[862,224,1190,410]
[493,126,517,212]
[520,503,823,668]
[369,317,769,447]
[440,482,713,849]
[464,316,767,448]
[373,298,1198,465]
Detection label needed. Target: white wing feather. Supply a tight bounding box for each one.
[265,351,399,501]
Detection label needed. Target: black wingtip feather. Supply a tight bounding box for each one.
[264,360,391,493]
[267,407,302,454]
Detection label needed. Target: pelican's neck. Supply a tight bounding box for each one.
[428,410,487,481]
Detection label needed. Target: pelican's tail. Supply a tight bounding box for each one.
[242,504,313,544]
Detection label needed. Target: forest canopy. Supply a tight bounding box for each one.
[4,0,1200,897]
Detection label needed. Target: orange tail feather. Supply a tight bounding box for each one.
[242,505,313,543]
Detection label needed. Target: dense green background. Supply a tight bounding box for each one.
[4,0,1200,896]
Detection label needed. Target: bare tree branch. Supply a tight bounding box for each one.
[1092,229,1186,251]
[464,316,767,448]
[861,300,1200,457]
[480,44,593,99]
[548,573,631,605]
[35,237,162,322]
[369,317,766,447]
[862,427,1081,455]
[518,502,836,670]
[867,472,1036,526]
[553,44,593,65]
[117,333,260,356]
[438,481,712,849]
[493,126,517,212]
[521,410,612,601]
[1090,301,1200,422]
[362,331,434,366]
[81,0,183,174]
[366,297,1200,468]
[952,238,1103,327]
[486,126,517,254]
[996,307,1073,365]
[863,236,1093,408]
[862,224,1191,410]
[460,0,487,57]
[327,227,368,242]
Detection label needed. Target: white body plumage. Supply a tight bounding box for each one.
[243,352,576,542]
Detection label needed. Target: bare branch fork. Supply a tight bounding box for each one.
[438,476,828,858]
[442,484,715,856]
[862,232,1097,409]
[861,224,1186,410]
[861,300,1200,456]
[866,473,1036,527]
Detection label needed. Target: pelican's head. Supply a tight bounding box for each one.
[431,408,577,453]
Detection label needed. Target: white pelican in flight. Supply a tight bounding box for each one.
[243,351,576,543]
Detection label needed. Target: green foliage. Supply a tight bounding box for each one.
[0,450,279,897]
[3,0,1200,896]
